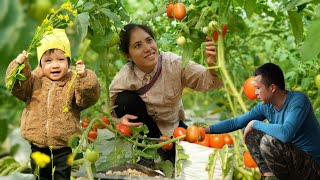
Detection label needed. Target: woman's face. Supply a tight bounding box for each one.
[40,49,69,81]
[126,28,158,73]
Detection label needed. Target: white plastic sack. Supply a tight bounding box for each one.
[175,141,232,180]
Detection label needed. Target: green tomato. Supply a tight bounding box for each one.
[315,74,320,89]
[85,148,99,163]
[208,20,218,31]
[106,33,120,48]
[176,36,186,46]
[202,27,209,34]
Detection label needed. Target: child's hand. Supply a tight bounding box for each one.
[15,50,28,64]
[76,60,87,78]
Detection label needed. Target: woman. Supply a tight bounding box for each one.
[109,23,223,164]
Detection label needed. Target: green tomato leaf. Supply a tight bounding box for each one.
[287,10,304,45]
[0,119,8,143]
[244,0,256,18]
[160,160,174,178]
[299,15,320,61]
[76,12,90,42]
[99,8,122,27]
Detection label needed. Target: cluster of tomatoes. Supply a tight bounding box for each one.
[81,116,134,144]
[81,116,110,143]
[160,125,234,151]
[166,2,186,21]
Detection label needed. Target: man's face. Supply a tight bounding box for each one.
[254,75,273,104]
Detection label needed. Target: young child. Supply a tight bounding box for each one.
[5,29,101,179]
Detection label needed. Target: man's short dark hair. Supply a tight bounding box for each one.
[253,63,285,90]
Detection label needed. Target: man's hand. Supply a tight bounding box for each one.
[119,114,143,127]
[76,60,87,78]
[15,50,28,64]
[244,120,256,143]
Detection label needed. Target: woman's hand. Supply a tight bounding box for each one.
[76,60,87,78]
[205,37,217,66]
[243,120,256,143]
[15,50,28,64]
[119,114,143,127]
[205,37,218,76]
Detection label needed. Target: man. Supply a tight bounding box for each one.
[205,63,320,180]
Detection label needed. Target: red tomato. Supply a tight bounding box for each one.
[87,130,98,144]
[198,126,206,141]
[160,136,173,150]
[99,116,110,129]
[224,133,234,145]
[173,127,186,140]
[81,117,91,128]
[243,151,258,168]
[166,3,174,18]
[196,134,210,147]
[222,24,228,37]
[243,77,257,100]
[186,125,199,143]
[116,124,132,135]
[173,2,186,21]
[81,121,89,128]
[209,134,225,149]
[212,24,228,42]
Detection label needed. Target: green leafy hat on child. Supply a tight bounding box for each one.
[37,29,71,63]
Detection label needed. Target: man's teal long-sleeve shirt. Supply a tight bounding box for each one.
[209,91,320,164]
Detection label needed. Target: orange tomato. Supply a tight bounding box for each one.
[166,3,174,18]
[173,2,186,21]
[198,126,206,141]
[243,77,257,100]
[186,125,199,143]
[160,136,173,150]
[224,133,234,145]
[243,151,258,168]
[173,127,186,140]
[196,134,210,147]
[209,134,225,149]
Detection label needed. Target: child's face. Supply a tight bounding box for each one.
[40,49,69,81]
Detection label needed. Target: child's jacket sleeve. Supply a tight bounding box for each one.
[75,69,101,110]
[5,60,33,102]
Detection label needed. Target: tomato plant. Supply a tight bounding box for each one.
[186,125,199,143]
[116,124,132,135]
[160,136,173,150]
[243,151,258,168]
[173,127,186,140]
[224,133,233,145]
[166,3,173,18]
[173,2,186,21]
[209,134,225,149]
[85,148,100,163]
[243,77,257,100]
